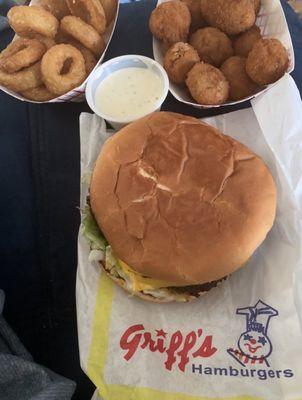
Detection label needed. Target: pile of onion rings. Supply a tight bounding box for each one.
[0,38,46,73]
[0,0,117,102]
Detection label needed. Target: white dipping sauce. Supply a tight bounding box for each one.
[95,67,164,120]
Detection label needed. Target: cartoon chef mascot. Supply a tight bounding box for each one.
[228,300,278,367]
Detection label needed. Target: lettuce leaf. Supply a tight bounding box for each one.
[82,206,107,250]
[105,245,118,268]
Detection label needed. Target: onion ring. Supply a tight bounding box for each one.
[0,38,46,74]
[0,62,42,92]
[55,28,72,45]
[66,0,106,34]
[55,33,97,75]
[79,46,97,75]
[8,6,59,39]
[21,85,55,101]
[41,44,86,95]
[98,0,117,26]
[34,36,56,50]
[61,16,105,56]
[39,0,70,20]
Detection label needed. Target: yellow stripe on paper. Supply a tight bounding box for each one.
[87,272,114,395]
[86,274,301,400]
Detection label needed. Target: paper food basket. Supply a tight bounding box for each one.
[76,73,302,400]
[153,0,295,109]
[0,0,119,103]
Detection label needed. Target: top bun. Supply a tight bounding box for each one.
[90,112,276,285]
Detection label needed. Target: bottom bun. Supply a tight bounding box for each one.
[100,261,226,303]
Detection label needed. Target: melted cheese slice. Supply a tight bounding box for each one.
[118,259,182,291]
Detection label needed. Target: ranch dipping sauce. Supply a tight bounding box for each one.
[95,67,164,120]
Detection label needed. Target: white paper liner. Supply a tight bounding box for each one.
[76,75,302,400]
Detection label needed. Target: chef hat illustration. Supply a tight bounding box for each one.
[237,300,278,334]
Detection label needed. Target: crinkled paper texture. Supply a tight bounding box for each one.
[77,74,302,400]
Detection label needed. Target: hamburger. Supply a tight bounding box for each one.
[83,112,276,302]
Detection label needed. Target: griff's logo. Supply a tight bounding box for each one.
[119,325,217,372]
[227,300,278,367]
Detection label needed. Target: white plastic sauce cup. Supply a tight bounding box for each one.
[85,54,169,130]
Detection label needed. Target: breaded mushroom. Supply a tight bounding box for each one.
[180,0,206,31]
[149,1,191,47]
[233,25,262,57]
[164,42,200,84]
[200,0,256,35]
[221,56,259,100]
[190,27,233,67]
[246,38,289,85]
[186,62,229,104]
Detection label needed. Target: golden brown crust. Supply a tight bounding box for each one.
[66,0,107,34]
[180,0,206,31]
[78,46,96,75]
[254,0,261,14]
[91,112,277,285]
[246,38,289,85]
[149,1,191,47]
[21,85,55,101]
[98,0,118,26]
[8,6,59,39]
[61,16,105,56]
[39,0,70,20]
[164,42,200,84]
[35,35,56,50]
[186,62,229,104]
[41,44,86,95]
[200,0,255,35]
[233,25,262,57]
[190,27,233,67]
[0,61,42,92]
[56,34,97,75]
[221,56,259,100]
[0,38,46,73]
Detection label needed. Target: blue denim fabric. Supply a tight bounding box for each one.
[0,290,76,400]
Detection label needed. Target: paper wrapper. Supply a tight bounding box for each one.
[0,0,119,103]
[153,0,295,109]
[77,74,302,400]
